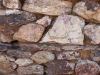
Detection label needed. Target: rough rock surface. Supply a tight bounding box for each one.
[0,26,20,43]
[73,0,100,23]
[41,14,85,45]
[75,60,100,75]
[3,0,21,9]
[7,50,31,58]
[0,55,14,74]
[22,0,72,15]
[84,24,100,44]
[91,51,100,61]
[46,60,75,75]
[17,65,44,75]
[13,23,45,42]
[15,58,33,66]
[31,51,55,64]
[0,0,3,9]
[36,16,52,27]
[0,10,36,26]
[57,51,81,60]
[0,44,8,51]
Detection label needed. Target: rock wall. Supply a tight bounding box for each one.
[0,0,100,75]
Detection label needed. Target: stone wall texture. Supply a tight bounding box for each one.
[0,0,100,75]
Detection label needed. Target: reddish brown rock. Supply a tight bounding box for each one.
[7,50,31,58]
[46,60,75,75]
[75,60,100,75]
[13,23,45,42]
[0,0,3,9]
[57,51,81,60]
[3,0,21,9]
[73,0,100,23]
[22,0,72,15]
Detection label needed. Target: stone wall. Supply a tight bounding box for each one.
[0,0,100,75]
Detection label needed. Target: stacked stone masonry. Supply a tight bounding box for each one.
[0,0,100,75]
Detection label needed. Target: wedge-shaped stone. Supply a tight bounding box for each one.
[13,23,45,42]
[3,0,21,9]
[84,24,100,44]
[46,60,75,75]
[0,10,36,26]
[22,0,72,15]
[41,14,85,45]
[73,0,100,23]
[31,51,55,64]
[75,60,100,75]
[17,65,44,75]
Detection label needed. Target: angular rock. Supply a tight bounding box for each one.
[22,0,72,15]
[10,62,17,70]
[62,45,83,50]
[0,10,36,26]
[13,23,45,42]
[91,51,100,61]
[17,65,44,75]
[0,55,14,74]
[46,60,75,75]
[84,24,100,44]
[3,0,21,9]
[36,16,52,27]
[73,0,100,23]
[31,51,55,64]
[0,26,20,43]
[57,51,81,60]
[41,14,85,45]
[5,55,15,62]
[15,58,33,66]
[7,50,31,58]
[75,60,100,75]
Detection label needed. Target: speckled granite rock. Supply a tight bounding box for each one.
[41,14,85,45]
[22,0,72,15]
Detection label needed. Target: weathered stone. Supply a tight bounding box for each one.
[15,58,33,66]
[84,24,100,44]
[41,14,85,45]
[91,51,100,61]
[0,10,36,26]
[75,60,100,75]
[84,44,100,50]
[62,45,83,50]
[31,51,55,64]
[17,65,44,75]
[5,55,15,62]
[0,55,14,74]
[0,26,20,43]
[3,0,21,9]
[13,23,45,42]
[0,44,8,51]
[22,0,72,15]
[57,51,81,60]
[0,0,3,9]
[36,16,52,27]
[73,0,100,23]
[4,72,17,75]
[10,62,17,70]
[46,60,75,75]
[7,50,31,58]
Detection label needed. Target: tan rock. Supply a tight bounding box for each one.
[31,51,55,64]
[22,0,72,15]
[15,58,33,66]
[3,0,21,9]
[17,65,44,75]
[36,16,52,27]
[84,24,100,44]
[73,0,100,23]
[75,60,100,75]
[13,23,45,42]
[41,14,85,45]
